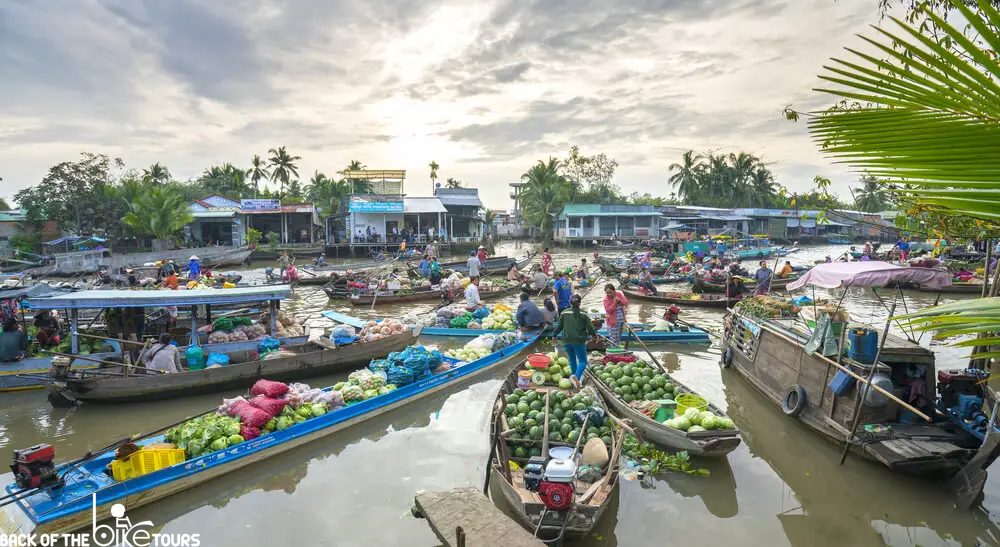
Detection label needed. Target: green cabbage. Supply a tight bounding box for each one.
[210,438,228,451]
[311,404,327,417]
[227,434,245,445]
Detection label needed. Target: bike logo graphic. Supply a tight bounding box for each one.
[90,494,200,547]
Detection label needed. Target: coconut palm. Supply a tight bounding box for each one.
[121,186,192,241]
[852,175,892,213]
[142,163,171,185]
[429,161,439,191]
[247,155,270,195]
[445,177,463,188]
[519,158,572,241]
[199,163,252,197]
[267,146,301,195]
[809,0,1000,355]
[667,150,704,203]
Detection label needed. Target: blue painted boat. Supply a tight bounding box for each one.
[0,335,540,536]
[421,322,710,344]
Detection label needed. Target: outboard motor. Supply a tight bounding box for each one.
[11,444,62,490]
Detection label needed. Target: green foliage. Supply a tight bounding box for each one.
[10,233,39,254]
[851,174,895,213]
[120,185,193,241]
[629,192,676,206]
[285,179,304,200]
[198,163,253,198]
[428,160,439,186]
[305,171,353,215]
[519,158,572,241]
[621,434,710,476]
[248,154,270,195]
[142,163,171,185]
[245,227,262,246]
[444,177,463,188]
[667,150,779,208]
[0,198,10,211]
[268,146,301,195]
[265,231,280,252]
[564,146,620,203]
[339,161,374,194]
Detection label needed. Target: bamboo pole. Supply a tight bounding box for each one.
[41,349,166,374]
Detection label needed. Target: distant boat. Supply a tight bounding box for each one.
[824,235,852,244]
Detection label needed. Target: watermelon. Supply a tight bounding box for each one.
[516,402,530,415]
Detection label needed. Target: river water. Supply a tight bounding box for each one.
[2,243,998,546]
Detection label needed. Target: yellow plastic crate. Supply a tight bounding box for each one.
[111,448,186,481]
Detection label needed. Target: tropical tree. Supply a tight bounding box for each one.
[445,177,463,188]
[247,154,270,195]
[429,161,439,191]
[667,150,704,203]
[198,163,252,197]
[14,153,126,235]
[519,158,572,240]
[142,163,171,185]
[267,146,301,195]
[0,198,11,211]
[340,160,372,194]
[852,174,893,213]
[305,171,352,215]
[802,0,1000,362]
[121,186,193,241]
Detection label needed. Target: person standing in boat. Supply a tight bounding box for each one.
[139,333,181,374]
[578,258,591,279]
[466,251,481,278]
[425,239,438,260]
[477,245,489,265]
[429,257,442,286]
[0,318,28,362]
[603,283,629,345]
[465,276,483,310]
[515,292,545,340]
[753,260,773,295]
[552,271,572,313]
[541,247,553,276]
[187,255,201,279]
[554,294,598,388]
[417,255,431,278]
[895,237,911,262]
[541,298,557,327]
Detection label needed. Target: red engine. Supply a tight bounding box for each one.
[11,444,62,490]
[537,480,574,512]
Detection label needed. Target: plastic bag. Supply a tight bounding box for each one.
[228,401,271,428]
[257,336,281,356]
[368,359,391,374]
[331,325,356,339]
[250,379,289,398]
[206,353,230,366]
[473,307,490,319]
[240,424,261,440]
[248,395,289,417]
[386,364,414,387]
[465,334,497,351]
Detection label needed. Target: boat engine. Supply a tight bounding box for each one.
[537,459,576,512]
[11,444,62,490]
[938,369,985,408]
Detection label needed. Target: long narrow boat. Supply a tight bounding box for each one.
[488,364,620,540]
[0,335,542,537]
[348,283,522,306]
[916,281,986,294]
[443,253,535,276]
[620,288,741,309]
[692,273,803,294]
[46,331,413,404]
[621,274,687,285]
[585,354,741,456]
[421,322,710,344]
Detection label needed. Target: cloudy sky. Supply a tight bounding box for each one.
[0,0,886,209]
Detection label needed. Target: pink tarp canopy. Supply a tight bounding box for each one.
[787,261,952,291]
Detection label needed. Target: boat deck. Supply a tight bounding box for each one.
[762,316,932,360]
[507,468,612,508]
[414,488,543,547]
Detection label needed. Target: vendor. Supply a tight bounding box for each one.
[753,260,773,296]
[529,266,548,292]
[506,261,521,282]
[725,276,749,299]
[578,258,590,279]
[0,318,28,362]
[515,292,544,339]
[477,245,489,264]
[778,260,794,279]
[429,257,442,285]
[163,270,180,290]
[663,304,681,324]
[138,333,181,374]
[554,294,598,389]
[541,298,557,326]
[465,276,483,310]
[188,255,201,278]
[552,271,572,312]
[418,256,431,278]
[32,310,61,347]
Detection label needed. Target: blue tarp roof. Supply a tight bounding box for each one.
[0,285,76,302]
[25,285,292,309]
[42,236,108,246]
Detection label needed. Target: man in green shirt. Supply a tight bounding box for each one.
[554,294,598,388]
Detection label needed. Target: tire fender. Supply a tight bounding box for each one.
[781,385,807,417]
[721,346,734,369]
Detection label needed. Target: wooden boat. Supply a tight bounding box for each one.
[421,321,711,344]
[692,273,803,294]
[620,288,741,309]
[45,331,414,404]
[622,274,687,285]
[348,282,522,306]
[585,355,741,456]
[917,281,986,294]
[0,335,542,537]
[487,365,620,541]
[443,252,535,276]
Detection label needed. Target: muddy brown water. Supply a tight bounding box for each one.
[2,244,998,545]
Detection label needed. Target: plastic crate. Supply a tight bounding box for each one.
[111,448,186,481]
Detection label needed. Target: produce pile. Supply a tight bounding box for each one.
[661,407,735,433]
[448,311,476,329]
[365,345,442,387]
[443,332,519,362]
[480,305,516,331]
[165,379,345,460]
[537,351,575,388]
[734,295,799,318]
[589,358,676,403]
[207,316,269,343]
[503,387,614,460]
[358,319,408,342]
[333,368,399,402]
[271,310,305,338]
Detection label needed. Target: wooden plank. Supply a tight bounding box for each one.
[414,488,544,547]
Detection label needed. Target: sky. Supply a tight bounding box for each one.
[0,0,887,210]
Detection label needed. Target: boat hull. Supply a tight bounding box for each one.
[1,336,541,536]
[51,333,413,404]
[444,254,534,276]
[420,323,710,344]
[0,354,110,392]
[620,288,740,309]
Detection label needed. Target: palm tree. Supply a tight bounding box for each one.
[429,161,439,192]
[142,163,171,185]
[749,168,776,208]
[267,146,302,195]
[852,175,891,213]
[519,158,572,241]
[305,171,352,215]
[247,155,270,195]
[121,186,193,241]
[199,163,251,197]
[445,177,463,188]
[340,160,368,194]
[667,150,704,204]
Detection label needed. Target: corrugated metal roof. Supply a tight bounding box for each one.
[192,211,236,219]
[0,210,27,222]
[26,285,292,309]
[404,197,447,213]
[436,188,483,207]
[706,215,751,221]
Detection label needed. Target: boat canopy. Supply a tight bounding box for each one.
[25,285,292,310]
[0,285,75,302]
[787,262,952,291]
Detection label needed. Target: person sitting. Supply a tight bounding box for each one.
[465,276,483,310]
[138,333,181,374]
[162,270,179,290]
[0,318,28,362]
[638,268,659,296]
[577,258,590,279]
[753,260,773,296]
[725,276,749,298]
[954,267,976,282]
[314,253,327,267]
[541,298,557,327]
[507,262,521,282]
[32,310,61,348]
[530,267,549,292]
[515,292,545,339]
[778,261,794,279]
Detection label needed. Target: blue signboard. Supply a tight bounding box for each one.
[349,198,403,213]
[241,199,281,211]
